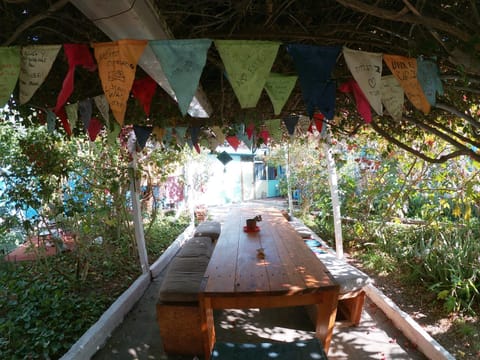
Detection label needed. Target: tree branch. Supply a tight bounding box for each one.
[435,102,480,130]
[3,0,70,46]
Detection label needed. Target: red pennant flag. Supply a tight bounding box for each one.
[259,129,270,144]
[194,143,201,154]
[56,107,72,136]
[246,123,255,139]
[55,44,96,114]
[87,117,103,141]
[226,135,240,151]
[339,79,372,123]
[132,76,157,116]
[313,113,324,133]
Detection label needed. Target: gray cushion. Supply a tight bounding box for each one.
[194,221,221,241]
[159,255,210,303]
[176,236,214,258]
[318,251,372,294]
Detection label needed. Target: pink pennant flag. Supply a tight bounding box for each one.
[132,76,157,116]
[339,79,372,123]
[55,44,96,114]
[226,135,240,151]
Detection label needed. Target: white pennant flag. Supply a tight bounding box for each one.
[381,75,404,121]
[343,47,383,115]
[19,45,61,104]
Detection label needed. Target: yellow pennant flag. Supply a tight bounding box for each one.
[93,39,147,125]
[383,54,430,114]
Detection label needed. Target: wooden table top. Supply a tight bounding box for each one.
[202,206,338,297]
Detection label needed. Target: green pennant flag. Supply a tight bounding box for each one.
[0,46,20,108]
[265,119,283,142]
[264,73,297,115]
[149,39,212,116]
[107,121,121,146]
[215,40,280,108]
[65,102,79,132]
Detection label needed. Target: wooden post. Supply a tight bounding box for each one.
[129,152,149,274]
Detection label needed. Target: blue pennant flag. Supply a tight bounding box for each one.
[417,56,443,106]
[149,39,212,116]
[133,125,152,150]
[286,44,340,119]
[79,98,92,130]
[283,114,299,136]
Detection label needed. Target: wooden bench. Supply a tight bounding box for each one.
[211,339,328,359]
[289,219,371,325]
[156,221,221,356]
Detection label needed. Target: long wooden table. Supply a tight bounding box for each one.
[199,206,339,359]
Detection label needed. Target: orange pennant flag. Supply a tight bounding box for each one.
[383,54,430,114]
[93,39,147,125]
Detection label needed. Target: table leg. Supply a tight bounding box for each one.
[199,294,215,360]
[314,289,339,353]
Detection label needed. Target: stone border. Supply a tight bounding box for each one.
[60,224,194,360]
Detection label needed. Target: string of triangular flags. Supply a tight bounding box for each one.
[0,40,443,152]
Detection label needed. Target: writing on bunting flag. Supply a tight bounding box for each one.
[93,39,147,126]
[381,75,404,121]
[343,47,383,116]
[0,46,20,108]
[383,54,430,114]
[417,56,443,106]
[286,44,340,119]
[20,45,61,104]
[149,39,211,116]
[215,40,280,108]
[264,73,298,115]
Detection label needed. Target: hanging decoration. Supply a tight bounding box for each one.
[107,121,121,145]
[342,47,383,115]
[383,54,430,114]
[286,44,340,119]
[55,44,96,114]
[265,119,283,142]
[217,150,233,172]
[46,110,56,132]
[93,39,147,125]
[131,75,157,117]
[0,46,20,108]
[339,79,372,123]
[55,106,72,136]
[93,94,110,124]
[417,56,444,106]
[226,135,241,151]
[152,126,166,142]
[264,73,297,115]
[313,112,325,134]
[211,126,225,145]
[283,114,299,136]
[87,117,103,142]
[79,98,93,130]
[381,75,404,121]
[65,102,79,132]
[19,45,61,104]
[133,125,153,150]
[215,40,280,108]
[189,126,201,154]
[149,39,211,115]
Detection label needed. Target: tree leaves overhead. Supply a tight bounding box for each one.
[1,0,480,162]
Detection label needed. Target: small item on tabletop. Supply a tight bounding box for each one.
[245,214,262,232]
[256,247,265,259]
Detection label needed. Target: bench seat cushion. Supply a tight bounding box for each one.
[194,221,221,241]
[211,339,327,359]
[158,255,210,303]
[176,236,214,258]
[318,251,372,294]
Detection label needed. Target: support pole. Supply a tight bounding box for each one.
[285,142,294,216]
[129,152,149,274]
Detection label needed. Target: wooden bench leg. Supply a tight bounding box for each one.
[338,290,366,326]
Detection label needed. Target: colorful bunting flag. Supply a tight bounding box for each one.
[286,44,340,118]
[55,44,96,114]
[383,54,430,114]
[94,94,110,123]
[133,125,153,150]
[46,110,56,132]
[417,56,443,106]
[265,119,282,142]
[0,46,20,108]
[342,47,383,115]
[246,123,255,139]
[259,128,270,145]
[237,133,253,149]
[79,98,92,130]
[313,113,324,134]
[55,107,72,136]
[152,127,166,142]
[297,115,311,135]
[264,73,297,115]
[215,40,280,108]
[19,45,61,104]
[226,135,241,151]
[87,117,103,142]
[211,126,225,145]
[339,79,372,123]
[283,114,299,136]
[131,76,157,116]
[175,127,187,147]
[107,121,121,145]
[93,39,147,125]
[381,75,404,121]
[65,102,78,132]
[149,39,211,115]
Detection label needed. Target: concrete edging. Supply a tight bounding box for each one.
[60,225,194,360]
[364,284,455,360]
